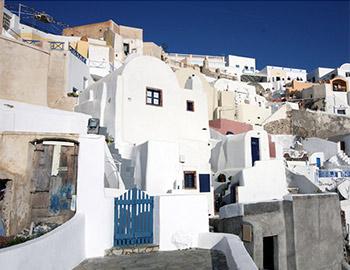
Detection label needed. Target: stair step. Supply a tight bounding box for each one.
[106,244,159,256]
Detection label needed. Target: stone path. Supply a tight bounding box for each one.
[75,248,228,270]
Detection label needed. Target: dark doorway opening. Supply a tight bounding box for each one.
[230,184,238,203]
[251,137,260,165]
[341,141,346,152]
[263,235,277,270]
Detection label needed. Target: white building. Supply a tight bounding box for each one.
[211,128,288,205]
[212,78,272,125]
[224,54,256,79]
[302,77,350,116]
[76,55,214,213]
[259,65,307,92]
[307,67,334,82]
[167,53,226,70]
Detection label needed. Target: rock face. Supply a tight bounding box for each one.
[264,109,350,138]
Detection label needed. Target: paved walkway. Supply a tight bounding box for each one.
[75,249,228,270]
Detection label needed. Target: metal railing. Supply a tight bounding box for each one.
[318,170,350,178]
[22,39,41,46]
[49,41,64,50]
[69,45,87,64]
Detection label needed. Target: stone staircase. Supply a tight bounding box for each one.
[106,244,159,256]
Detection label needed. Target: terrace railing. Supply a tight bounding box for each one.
[69,45,87,64]
[49,41,64,50]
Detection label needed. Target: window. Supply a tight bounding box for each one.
[123,43,130,55]
[276,77,281,81]
[146,88,162,106]
[250,67,254,71]
[186,100,194,112]
[184,171,196,189]
[244,66,248,70]
[83,77,88,89]
[338,109,346,115]
[235,64,240,68]
[346,72,350,77]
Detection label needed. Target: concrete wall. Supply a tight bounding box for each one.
[0,36,49,106]
[216,193,344,270]
[291,194,343,270]
[0,214,85,270]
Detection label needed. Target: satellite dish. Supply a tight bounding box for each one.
[338,180,350,200]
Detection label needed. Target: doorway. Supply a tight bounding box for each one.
[263,235,278,270]
[251,137,260,166]
[341,141,346,152]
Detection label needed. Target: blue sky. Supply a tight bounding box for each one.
[5,1,350,71]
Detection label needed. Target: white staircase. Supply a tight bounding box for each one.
[337,150,350,166]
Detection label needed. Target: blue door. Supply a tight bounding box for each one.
[251,137,260,165]
[316,157,321,168]
[199,174,210,192]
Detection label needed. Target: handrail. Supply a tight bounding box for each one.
[69,45,87,64]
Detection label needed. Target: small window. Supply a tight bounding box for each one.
[235,64,240,68]
[346,72,350,78]
[244,66,248,70]
[186,100,194,112]
[146,88,162,106]
[250,67,254,71]
[123,43,130,56]
[338,109,346,115]
[276,77,281,81]
[184,171,196,189]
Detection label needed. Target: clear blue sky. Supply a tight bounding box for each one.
[5,1,350,71]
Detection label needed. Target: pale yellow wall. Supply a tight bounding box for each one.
[0,36,49,106]
[219,91,234,107]
[236,103,272,125]
[47,50,76,111]
[143,42,162,59]
[175,67,218,120]
[75,40,89,58]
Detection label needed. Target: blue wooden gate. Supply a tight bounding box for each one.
[114,188,154,247]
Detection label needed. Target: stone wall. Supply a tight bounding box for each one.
[0,36,49,106]
[264,109,350,138]
[0,132,78,236]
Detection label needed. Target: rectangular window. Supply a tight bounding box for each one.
[186,100,194,112]
[123,43,130,55]
[184,171,196,189]
[346,72,350,77]
[338,109,346,115]
[235,64,240,68]
[146,88,162,106]
[250,67,254,71]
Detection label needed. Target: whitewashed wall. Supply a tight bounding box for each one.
[0,215,85,270]
[77,135,115,258]
[197,232,258,270]
[236,160,289,203]
[154,194,209,250]
[0,99,90,134]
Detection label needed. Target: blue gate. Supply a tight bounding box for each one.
[114,188,154,247]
